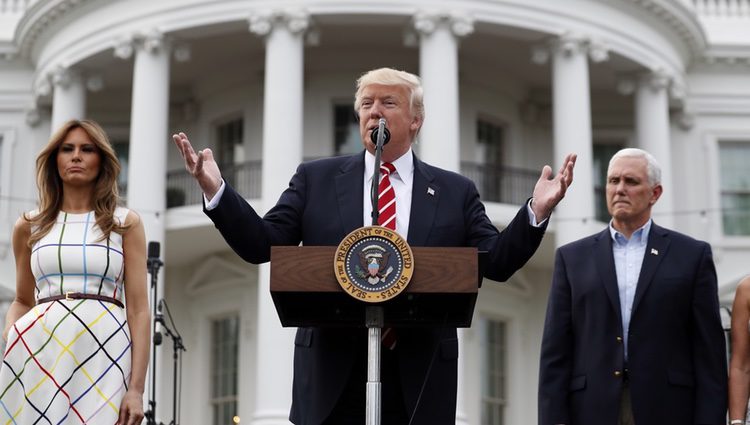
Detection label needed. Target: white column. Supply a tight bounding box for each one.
[249,9,307,425]
[635,72,674,228]
[550,35,597,247]
[126,30,170,247]
[122,30,170,422]
[413,12,473,423]
[51,67,86,132]
[413,11,473,173]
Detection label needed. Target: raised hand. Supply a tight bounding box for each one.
[172,132,223,200]
[531,153,577,221]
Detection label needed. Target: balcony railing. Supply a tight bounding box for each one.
[165,160,262,207]
[693,0,750,16]
[125,160,538,209]
[460,162,538,206]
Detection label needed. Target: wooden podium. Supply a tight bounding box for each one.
[270,246,482,328]
[270,244,482,424]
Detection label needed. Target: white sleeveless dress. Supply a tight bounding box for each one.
[0,208,131,424]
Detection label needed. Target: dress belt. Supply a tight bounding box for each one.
[37,292,124,308]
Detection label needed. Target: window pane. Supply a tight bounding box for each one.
[475,119,504,202]
[216,119,244,188]
[593,144,623,223]
[210,315,240,425]
[482,320,507,425]
[719,142,750,235]
[334,104,360,155]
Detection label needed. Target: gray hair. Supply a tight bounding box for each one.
[354,68,424,121]
[609,148,662,186]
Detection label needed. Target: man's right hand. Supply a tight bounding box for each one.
[172,132,223,200]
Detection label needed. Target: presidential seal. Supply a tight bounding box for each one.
[334,226,414,303]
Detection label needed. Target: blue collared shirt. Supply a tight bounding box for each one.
[609,219,652,360]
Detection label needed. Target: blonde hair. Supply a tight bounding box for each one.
[354,67,425,121]
[26,119,128,247]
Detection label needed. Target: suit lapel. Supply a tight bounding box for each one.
[631,223,670,315]
[593,229,622,324]
[335,152,366,234]
[407,154,438,246]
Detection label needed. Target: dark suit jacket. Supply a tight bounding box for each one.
[206,151,547,425]
[538,223,727,425]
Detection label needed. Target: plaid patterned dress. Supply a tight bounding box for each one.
[0,208,132,424]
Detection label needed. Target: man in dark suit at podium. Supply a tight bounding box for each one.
[173,67,577,425]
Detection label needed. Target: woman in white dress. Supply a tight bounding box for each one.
[0,119,150,424]
[730,275,750,424]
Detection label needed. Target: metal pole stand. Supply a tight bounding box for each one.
[365,306,383,425]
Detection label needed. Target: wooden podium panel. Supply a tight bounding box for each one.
[270,246,480,328]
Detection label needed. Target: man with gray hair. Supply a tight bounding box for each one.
[538,148,727,424]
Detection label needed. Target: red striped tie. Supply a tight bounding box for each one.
[378,162,396,231]
[378,162,398,349]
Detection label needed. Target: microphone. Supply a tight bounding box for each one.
[370,119,390,146]
[148,241,160,260]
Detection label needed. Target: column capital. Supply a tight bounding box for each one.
[113,36,135,59]
[412,10,474,37]
[35,75,52,98]
[136,29,170,54]
[531,34,609,65]
[51,65,81,89]
[114,30,170,59]
[249,8,310,37]
[25,107,41,127]
[638,69,671,92]
[86,73,104,92]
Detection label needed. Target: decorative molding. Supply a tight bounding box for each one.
[531,33,609,64]
[625,0,707,59]
[638,69,671,92]
[137,29,168,54]
[113,35,134,60]
[616,75,637,95]
[248,8,310,37]
[85,73,103,92]
[15,0,97,60]
[51,65,79,89]
[25,107,41,127]
[113,29,169,60]
[34,75,51,97]
[674,110,695,130]
[412,10,474,38]
[588,39,609,63]
[402,30,418,48]
[173,43,191,63]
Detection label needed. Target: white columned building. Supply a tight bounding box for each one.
[635,71,674,228]
[549,35,597,247]
[50,67,85,132]
[413,11,473,173]
[249,9,307,425]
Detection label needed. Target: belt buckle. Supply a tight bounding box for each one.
[65,291,74,301]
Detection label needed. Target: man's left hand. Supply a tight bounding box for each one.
[531,153,577,221]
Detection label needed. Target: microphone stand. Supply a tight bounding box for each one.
[366,117,388,425]
[158,300,187,425]
[146,244,163,425]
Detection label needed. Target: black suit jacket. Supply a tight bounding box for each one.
[206,151,547,425]
[538,223,727,425]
